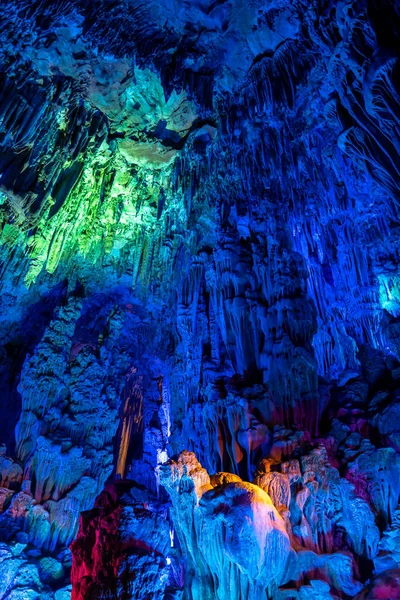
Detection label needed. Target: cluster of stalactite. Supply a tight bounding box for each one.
[0,0,400,598]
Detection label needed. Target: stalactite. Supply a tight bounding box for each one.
[116,372,144,479]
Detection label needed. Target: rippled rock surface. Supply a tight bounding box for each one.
[0,0,400,598]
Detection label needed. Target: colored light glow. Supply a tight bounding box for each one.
[378,275,400,316]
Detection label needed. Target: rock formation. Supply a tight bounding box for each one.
[0,0,399,598]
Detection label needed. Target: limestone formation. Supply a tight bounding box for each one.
[0,0,399,598]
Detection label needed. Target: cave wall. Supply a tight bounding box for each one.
[0,0,400,598]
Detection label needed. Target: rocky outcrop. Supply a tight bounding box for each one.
[354,569,400,600]
[71,481,171,600]
[160,450,366,599]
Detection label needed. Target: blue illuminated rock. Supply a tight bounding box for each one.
[0,0,399,598]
